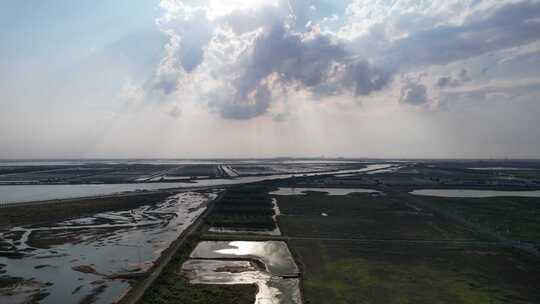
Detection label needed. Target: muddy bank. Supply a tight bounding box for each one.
[0,191,176,229]
[0,191,217,304]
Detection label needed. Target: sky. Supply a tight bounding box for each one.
[1,0,540,159]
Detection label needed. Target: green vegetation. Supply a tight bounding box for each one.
[137,234,256,304]
[275,191,540,304]
[412,195,540,242]
[166,164,223,178]
[293,240,540,304]
[276,192,480,240]
[207,186,277,231]
[504,169,540,180]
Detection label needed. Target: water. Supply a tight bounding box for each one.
[0,164,387,204]
[269,187,379,196]
[190,241,299,277]
[333,164,394,177]
[410,189,540,198]
[468,167,537,170]
[366,165,404,174]
[0,192,215,304]
[181,260,301,304]
[0,183,206,204]
[185,240,302,303]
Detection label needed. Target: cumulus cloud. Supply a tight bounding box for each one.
[211,23,393,118]
[430,77,540,113]
[168,105,182,118]
[437,68,471,87]
[384,0,540,69]
[118,82,145,107]
[400,79,429,105]
[153,1,394,120]
[147,0,540,119]
[214,83,273,120]
[153,2,215,95]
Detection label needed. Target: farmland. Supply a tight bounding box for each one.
[206,186,278,232]
[274,190,540,304]
[406,195,540,244]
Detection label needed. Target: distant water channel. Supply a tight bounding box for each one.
[269,188,379,196]
[0,164,389,204]
[410,189,540,198]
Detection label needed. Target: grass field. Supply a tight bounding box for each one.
[292,240,540,304]
[275,191,540,304]
[276,192,482,240]
[207,186,277,231]
[501,169,540,180]
[410,195,540,242]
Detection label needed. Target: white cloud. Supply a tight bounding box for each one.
[142,0,540,123]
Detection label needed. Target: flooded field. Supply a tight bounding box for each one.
[410,189,540,198]
[269,187,379,196]
[0,191,216,304]
[190,241,299,277]
[181,260,301,304]
[184,240,301,304]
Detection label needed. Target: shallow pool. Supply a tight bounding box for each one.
[190,241,299,277]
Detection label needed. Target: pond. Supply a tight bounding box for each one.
[189,241,299,277]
